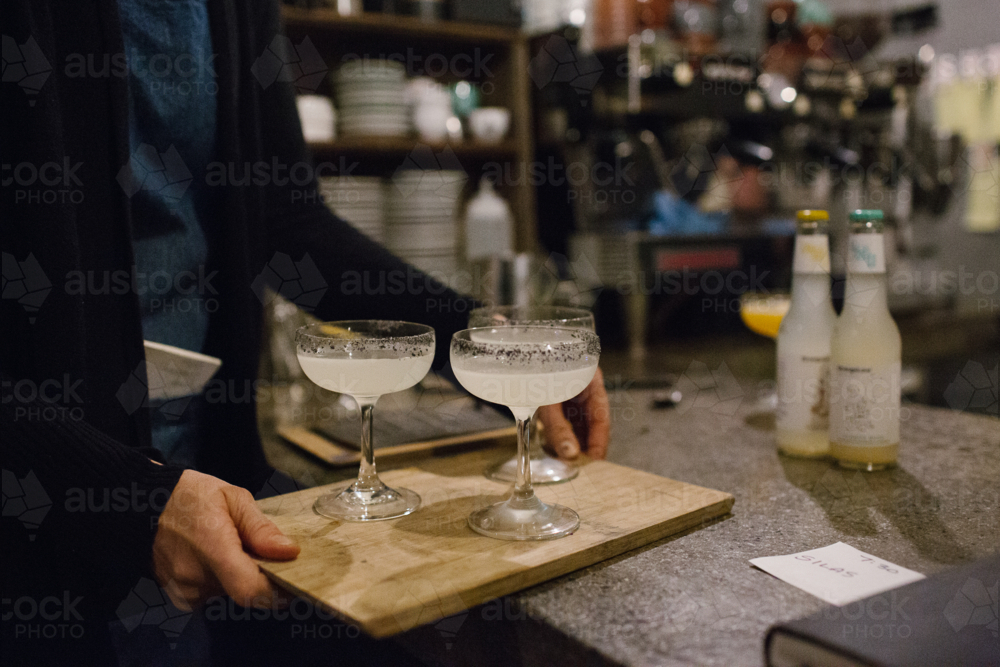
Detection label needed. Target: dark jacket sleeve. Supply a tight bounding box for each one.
[249,0,476,369]
[0,0,189,624]
[1,375,185,616]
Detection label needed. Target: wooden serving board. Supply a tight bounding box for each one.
[254,448,734,638]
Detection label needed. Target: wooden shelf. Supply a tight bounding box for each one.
[284,6,538,251]
[281,7,520,45]
[307,136,519,158]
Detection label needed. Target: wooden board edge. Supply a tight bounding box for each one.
[257,569,365,631]
[276,425,356,465]
[371,427,518,456]
[277,424,518,467]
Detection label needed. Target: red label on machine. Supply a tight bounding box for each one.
[655,247,741,271]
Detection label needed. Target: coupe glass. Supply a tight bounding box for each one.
[451,326,600,540]
[296,321,434,521]
[739,291,790,339]
[467,306,595,484]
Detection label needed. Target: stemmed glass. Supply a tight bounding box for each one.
[467,306,595,484]
[451,326,601,540]
[296,321,434,521]
[739,291,790,340]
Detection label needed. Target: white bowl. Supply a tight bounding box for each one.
[468,107,510,144]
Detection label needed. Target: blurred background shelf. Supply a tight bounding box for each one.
[281,6,519,43]
[307,137,520,158]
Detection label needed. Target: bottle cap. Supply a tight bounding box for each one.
[849,209,884,222]
[850,209,885,232]
[796,210,829,222]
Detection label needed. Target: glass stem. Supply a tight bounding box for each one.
[528,413,544,461]
[512,416,534,503]
[354,397,383,493]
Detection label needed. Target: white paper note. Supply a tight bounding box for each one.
[143,341,221,401]
[750,542,926,606]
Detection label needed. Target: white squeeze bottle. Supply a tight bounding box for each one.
[776,209,836,458]
[830,209,902,470]
[465,177,513,262]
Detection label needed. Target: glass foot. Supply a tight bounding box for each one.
[485,455,579,485]
[468,495,580,540]
[313,483,420,521]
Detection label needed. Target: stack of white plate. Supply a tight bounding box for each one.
[318,176,385,243]
[333,60,409,137]
[385,170,467,276]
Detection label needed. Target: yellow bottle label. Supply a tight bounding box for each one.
[793,235,831,274]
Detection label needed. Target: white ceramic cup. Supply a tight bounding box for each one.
[468,107,510,144]
[296,95,336,143]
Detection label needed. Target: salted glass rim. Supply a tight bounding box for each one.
[296,320,435,357]
[451,325,600,362]
[467,305,595,328]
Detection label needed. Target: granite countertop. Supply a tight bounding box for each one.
[261,383,1000,667]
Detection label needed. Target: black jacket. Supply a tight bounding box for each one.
[1,0,471,642]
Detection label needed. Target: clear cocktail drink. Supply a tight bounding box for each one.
[451,326,600,540]
[297,355,433,397]
[296,321,434,521]
[467,305,596,484]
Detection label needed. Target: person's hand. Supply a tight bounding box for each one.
[536,367,610,461]
[152,470,300,610]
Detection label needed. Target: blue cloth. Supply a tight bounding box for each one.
[120,0,217,465]
[647,191,728,236]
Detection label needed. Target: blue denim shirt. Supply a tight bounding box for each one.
[120,0,217,465]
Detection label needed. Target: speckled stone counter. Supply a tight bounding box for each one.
[262,387,999,667]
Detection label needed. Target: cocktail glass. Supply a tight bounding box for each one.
[467,305,595,484]
[451,326,600,540]
[739,291,790,339]
[296,321,434,521]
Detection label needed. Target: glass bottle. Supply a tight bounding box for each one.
[829,210,902,470]
[776,209,836,457]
